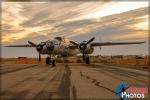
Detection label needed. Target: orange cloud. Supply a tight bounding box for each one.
[113,31,149,40]
[2,25,53,42]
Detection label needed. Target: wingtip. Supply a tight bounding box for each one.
[141,41,146,44]
[4,46,9,47]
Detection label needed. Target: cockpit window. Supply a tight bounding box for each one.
[53,40,60,45]
[55,37,63,41]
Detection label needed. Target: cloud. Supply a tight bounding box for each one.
[2,2,27,28]
[2,1,149,44]
[65,7,149,41]
[1,1,149,57]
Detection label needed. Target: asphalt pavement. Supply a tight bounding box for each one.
[1,63,149,100]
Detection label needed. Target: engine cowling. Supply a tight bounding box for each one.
[36,44,43,52]
[46,41,54,51]
[79,42,87,51]
[79,44,93,54]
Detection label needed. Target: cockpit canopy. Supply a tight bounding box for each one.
[54,37,70,44]
[54,37,63,41]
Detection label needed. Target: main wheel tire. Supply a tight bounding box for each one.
[46,57,50,65]
[52,60,56,67]
[85,56,90,64]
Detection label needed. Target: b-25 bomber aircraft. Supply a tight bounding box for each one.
[5,37,145,66]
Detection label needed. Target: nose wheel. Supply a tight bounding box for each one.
[52,60,56,66]
[45,56,56,66]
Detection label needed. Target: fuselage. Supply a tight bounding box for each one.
[38,38,94,56]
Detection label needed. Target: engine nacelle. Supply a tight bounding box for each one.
[36,42,47,54]
[78,43,94,54]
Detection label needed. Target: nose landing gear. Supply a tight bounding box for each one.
[52,60,56,66]
[45,56,56,67]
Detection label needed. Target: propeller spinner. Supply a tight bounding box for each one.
[46,41,54,51]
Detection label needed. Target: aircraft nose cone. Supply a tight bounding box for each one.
[46,42,54,51]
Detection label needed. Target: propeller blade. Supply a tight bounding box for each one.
[39,53,41,62]
[28,41,36,47]
[86,37,95,44]
[70,41,79,46]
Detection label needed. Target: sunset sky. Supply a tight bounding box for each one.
[1,1,149,58]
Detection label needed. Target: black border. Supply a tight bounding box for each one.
[0,0,150,100]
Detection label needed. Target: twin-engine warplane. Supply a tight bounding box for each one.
[5,37,145,66]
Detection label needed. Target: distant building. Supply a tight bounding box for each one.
[17,57,28,64]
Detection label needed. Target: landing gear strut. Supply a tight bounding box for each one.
[46,57,51,65]
[45,56,56,66]
[84,54,90,64]
[52,60,56,66]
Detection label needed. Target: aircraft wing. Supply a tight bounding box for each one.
[4,44,35,47]
[68,45,78,49]
[91,41,145,47]
[4,41,37,47]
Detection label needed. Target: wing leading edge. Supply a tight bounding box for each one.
[4,45,35,47]
[4,41,37,47]
[91,41,145,47]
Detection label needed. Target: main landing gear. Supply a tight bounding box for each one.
[45,56,56,66]
[83,54,90,64]
[85,55,90,64]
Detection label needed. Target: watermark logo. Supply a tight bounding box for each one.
[116,83,148,99]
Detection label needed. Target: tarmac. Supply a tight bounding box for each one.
[0,63,149,100]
